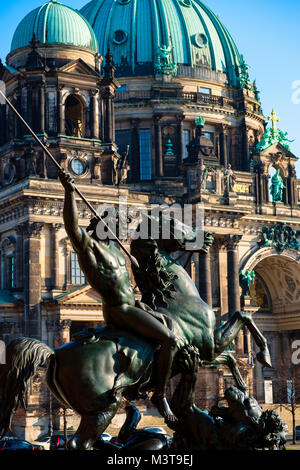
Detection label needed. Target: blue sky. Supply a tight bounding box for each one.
[0,0,299,173]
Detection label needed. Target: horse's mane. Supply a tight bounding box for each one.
[131,238,178,310]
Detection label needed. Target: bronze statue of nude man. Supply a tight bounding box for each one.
[59,170,178,421]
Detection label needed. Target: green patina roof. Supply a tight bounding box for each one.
[81,0,243,86]
[0,290,19,304]
[11,0,98,53]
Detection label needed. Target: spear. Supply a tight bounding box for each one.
[0,89,139,268]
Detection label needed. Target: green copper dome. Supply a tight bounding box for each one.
[11,0,98,53]
[81,0,243,86]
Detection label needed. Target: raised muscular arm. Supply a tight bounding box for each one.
[58,170,88,251]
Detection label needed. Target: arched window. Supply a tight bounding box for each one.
[65,95,84,138]
[0,236,16,289]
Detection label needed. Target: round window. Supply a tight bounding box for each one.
[118,0,130,4]
[70,158,86,176]
[113,30,128,45]
[193,33,208,48]
[179,0,192,7]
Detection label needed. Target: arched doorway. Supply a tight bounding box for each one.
[242,249,300,403]
[65,94,84,138]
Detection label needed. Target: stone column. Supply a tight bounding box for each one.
[219,124,228,167]
[23,222,44,338]
[153,115,163,177]
[198,248,212,306]
[26,84,33,129]
[16,86,22,138]
[57,85,65,135]
[55,319,72,348]
[15,224,25,290]
[39,81,46,135]
[287,164,298,206]
[176,115,185,171]
[214,238,228,316]
[102,89,114,143]
[225,234,243,353]
[90,89,99,139]
[50,223,62,290]
[0,103,7,145]
[240,122,250,171]
[62,239,71,289]
[225,234,242,316]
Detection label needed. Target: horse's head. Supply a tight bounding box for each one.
[134,213,213,254]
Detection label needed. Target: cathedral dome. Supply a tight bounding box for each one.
[81,0,242,86]
[11,0,98,53]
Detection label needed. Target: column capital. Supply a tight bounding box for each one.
[224,234,242,251]
[23,222,44,239]
[50,223,62,232]
[90,89,99,97]
[153,114,162,123]
[176,114,185,123]
[55,319,72,332]
[213,237,227,252]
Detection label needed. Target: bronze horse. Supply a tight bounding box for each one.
[0,218,271,450]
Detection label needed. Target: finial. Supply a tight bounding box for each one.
[267,109,280,135]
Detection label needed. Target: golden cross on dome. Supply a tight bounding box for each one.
[267,109,280,133]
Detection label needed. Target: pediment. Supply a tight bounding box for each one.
[259,142,298,160]
[58,59,99,77]
[55,285,102,305]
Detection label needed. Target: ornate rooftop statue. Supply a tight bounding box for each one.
[256,109,294,153]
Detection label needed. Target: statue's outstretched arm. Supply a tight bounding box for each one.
[59,170,85,250]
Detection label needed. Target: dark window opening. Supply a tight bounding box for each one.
[5,256,16,289]
[65,95,84,138]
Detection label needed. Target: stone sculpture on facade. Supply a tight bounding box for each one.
[224,163,236,194]
[259,222,300,254]
[239,269,256,297]
[270,169,285,203]
[113,146,130,185]
[154,45,177,77]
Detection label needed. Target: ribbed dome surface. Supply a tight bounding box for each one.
[11,0,98,53]
[81,0,242,85]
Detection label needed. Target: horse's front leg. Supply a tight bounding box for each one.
[211,351,247,392]
[214,311,272,368]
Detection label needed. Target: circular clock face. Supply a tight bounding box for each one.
[70,158,86,176]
